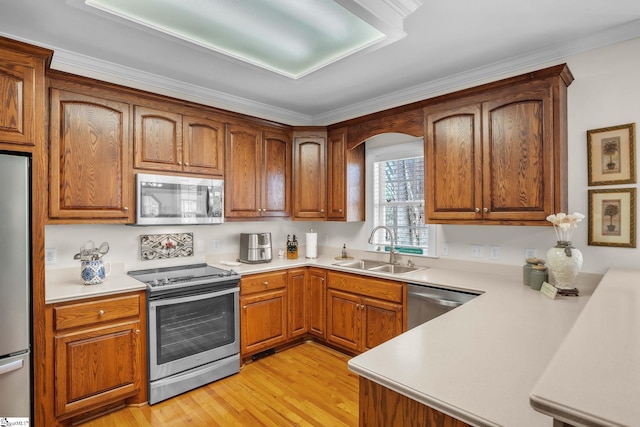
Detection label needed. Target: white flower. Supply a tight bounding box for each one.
[547,211,584,242]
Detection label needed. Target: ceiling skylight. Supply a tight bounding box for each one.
[84,0,420,79]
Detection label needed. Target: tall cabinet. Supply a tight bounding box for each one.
[293,129,326,220]
[425,65,573,225]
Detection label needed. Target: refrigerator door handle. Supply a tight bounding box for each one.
[0,358,23,375]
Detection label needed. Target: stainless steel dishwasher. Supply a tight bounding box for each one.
[407,284,479,329]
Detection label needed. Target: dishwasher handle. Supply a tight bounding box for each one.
[407,290,464,308]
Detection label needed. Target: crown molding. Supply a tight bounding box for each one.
[312,19,640,125]
[50,48,314,125]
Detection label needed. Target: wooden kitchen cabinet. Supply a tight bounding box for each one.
[308,267,327,339]
[293,129,326,219]
[326,271,404,354]
[0,38,50,147]
[225,122,291,218]
[425,66,573,225]
[49,83,133,222]
[48,292,146,422]
[287,268,308,339]
[240,271,288,357]
[327,127,365,221]
[133,105,224,176]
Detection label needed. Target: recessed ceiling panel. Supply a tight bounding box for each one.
[85,0,386,78]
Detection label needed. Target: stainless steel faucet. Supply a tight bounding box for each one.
[368,225,398,264]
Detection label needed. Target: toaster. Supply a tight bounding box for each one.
[238,233,272,264]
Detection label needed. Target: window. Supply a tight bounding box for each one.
[366,136,436,257]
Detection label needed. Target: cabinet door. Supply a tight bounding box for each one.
[326,289,360,352]
[361,297,403,352]
[240,289,287,356]
[262,129,291,217]
[308,268,327,339]
[287,268,308,339]
[425,103,482,221]
[0,49,36,146]
[482,85,553,221]
[54,321,141,418]
[327,128,346,220]
[225,123,261,218]
[183,115,224,176]
[49,89,132,221]
[293,135,326,219]
[133,105,182,172]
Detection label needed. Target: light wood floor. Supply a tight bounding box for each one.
[81,342,359,426]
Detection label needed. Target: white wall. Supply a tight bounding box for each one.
[45,37,640,275]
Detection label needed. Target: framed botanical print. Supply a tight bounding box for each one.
[587,123,636,186]
[588,188,636,248]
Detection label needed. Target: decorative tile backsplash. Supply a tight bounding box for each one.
[140,233,194,261]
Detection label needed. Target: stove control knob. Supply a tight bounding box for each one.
[162,278,170,285]
[152,279,159,286]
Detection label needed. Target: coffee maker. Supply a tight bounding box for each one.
[238,233,272,263]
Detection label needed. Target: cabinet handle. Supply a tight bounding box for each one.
[475,208,480,213]
[98,310,104,316]
[483,207,488,213]
[123,207,129,212]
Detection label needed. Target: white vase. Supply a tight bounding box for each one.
[546,241,583,289]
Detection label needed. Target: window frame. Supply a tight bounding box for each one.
[365,137,437,258]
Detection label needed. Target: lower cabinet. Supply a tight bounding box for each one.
[326,271,404,353]
[240,271,288,357]
[287,268,308,339]
[47,291,146,424]
[308,267,327,339]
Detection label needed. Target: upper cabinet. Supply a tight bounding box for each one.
[327,127,365,221]
[425,66,573,225]
[133,105,224,176]
[225,122,291,219]
[49,83,133,222]
[293,129,326,220]
[0,38,50,147]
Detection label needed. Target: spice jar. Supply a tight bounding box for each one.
[530,264,548,290]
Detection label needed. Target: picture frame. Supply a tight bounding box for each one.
[587,123,636,186]
[588,188,636,248]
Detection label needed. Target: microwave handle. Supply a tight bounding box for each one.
[206,187,213,217]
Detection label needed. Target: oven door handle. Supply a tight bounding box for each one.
[149,286,239,307]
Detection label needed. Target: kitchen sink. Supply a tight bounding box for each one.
[368,264,423,274]
[332,259,423,275]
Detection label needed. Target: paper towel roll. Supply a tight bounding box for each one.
[305,232,318,259]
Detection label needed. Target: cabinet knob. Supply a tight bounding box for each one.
[185,162,189,166]
[475,208,480,213]
[123,207,129,212]
[320,209,325,213]
[98,310,104,316]
[178,161,183,165]
[135,329,141,335]
[262,281,269,285]
[338,209,343,213]
[360,305,365,311]
[483,207,488,213]
[242,306,247,310]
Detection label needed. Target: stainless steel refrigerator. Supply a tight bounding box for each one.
[0,153,31,419]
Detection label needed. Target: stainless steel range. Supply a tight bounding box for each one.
[128,263,240,405]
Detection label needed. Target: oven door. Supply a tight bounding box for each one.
[148,286,239,382]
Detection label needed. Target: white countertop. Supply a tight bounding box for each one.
[46,253,618,427]
[347,266,602,427]
[530,268,640,427]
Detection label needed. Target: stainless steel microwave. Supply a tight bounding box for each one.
[136,173,224,225]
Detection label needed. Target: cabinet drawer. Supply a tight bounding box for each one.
[327,272,404,303]
[54,294,140,331]
[241,271,287,295]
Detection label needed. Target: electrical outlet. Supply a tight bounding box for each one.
[211,240,220,251]
[470,244,483,258]
[524,248,538,259]
[45,248,57,265]
[489,245,500,260]
[320,234,329,245]
[441,243,449,256]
